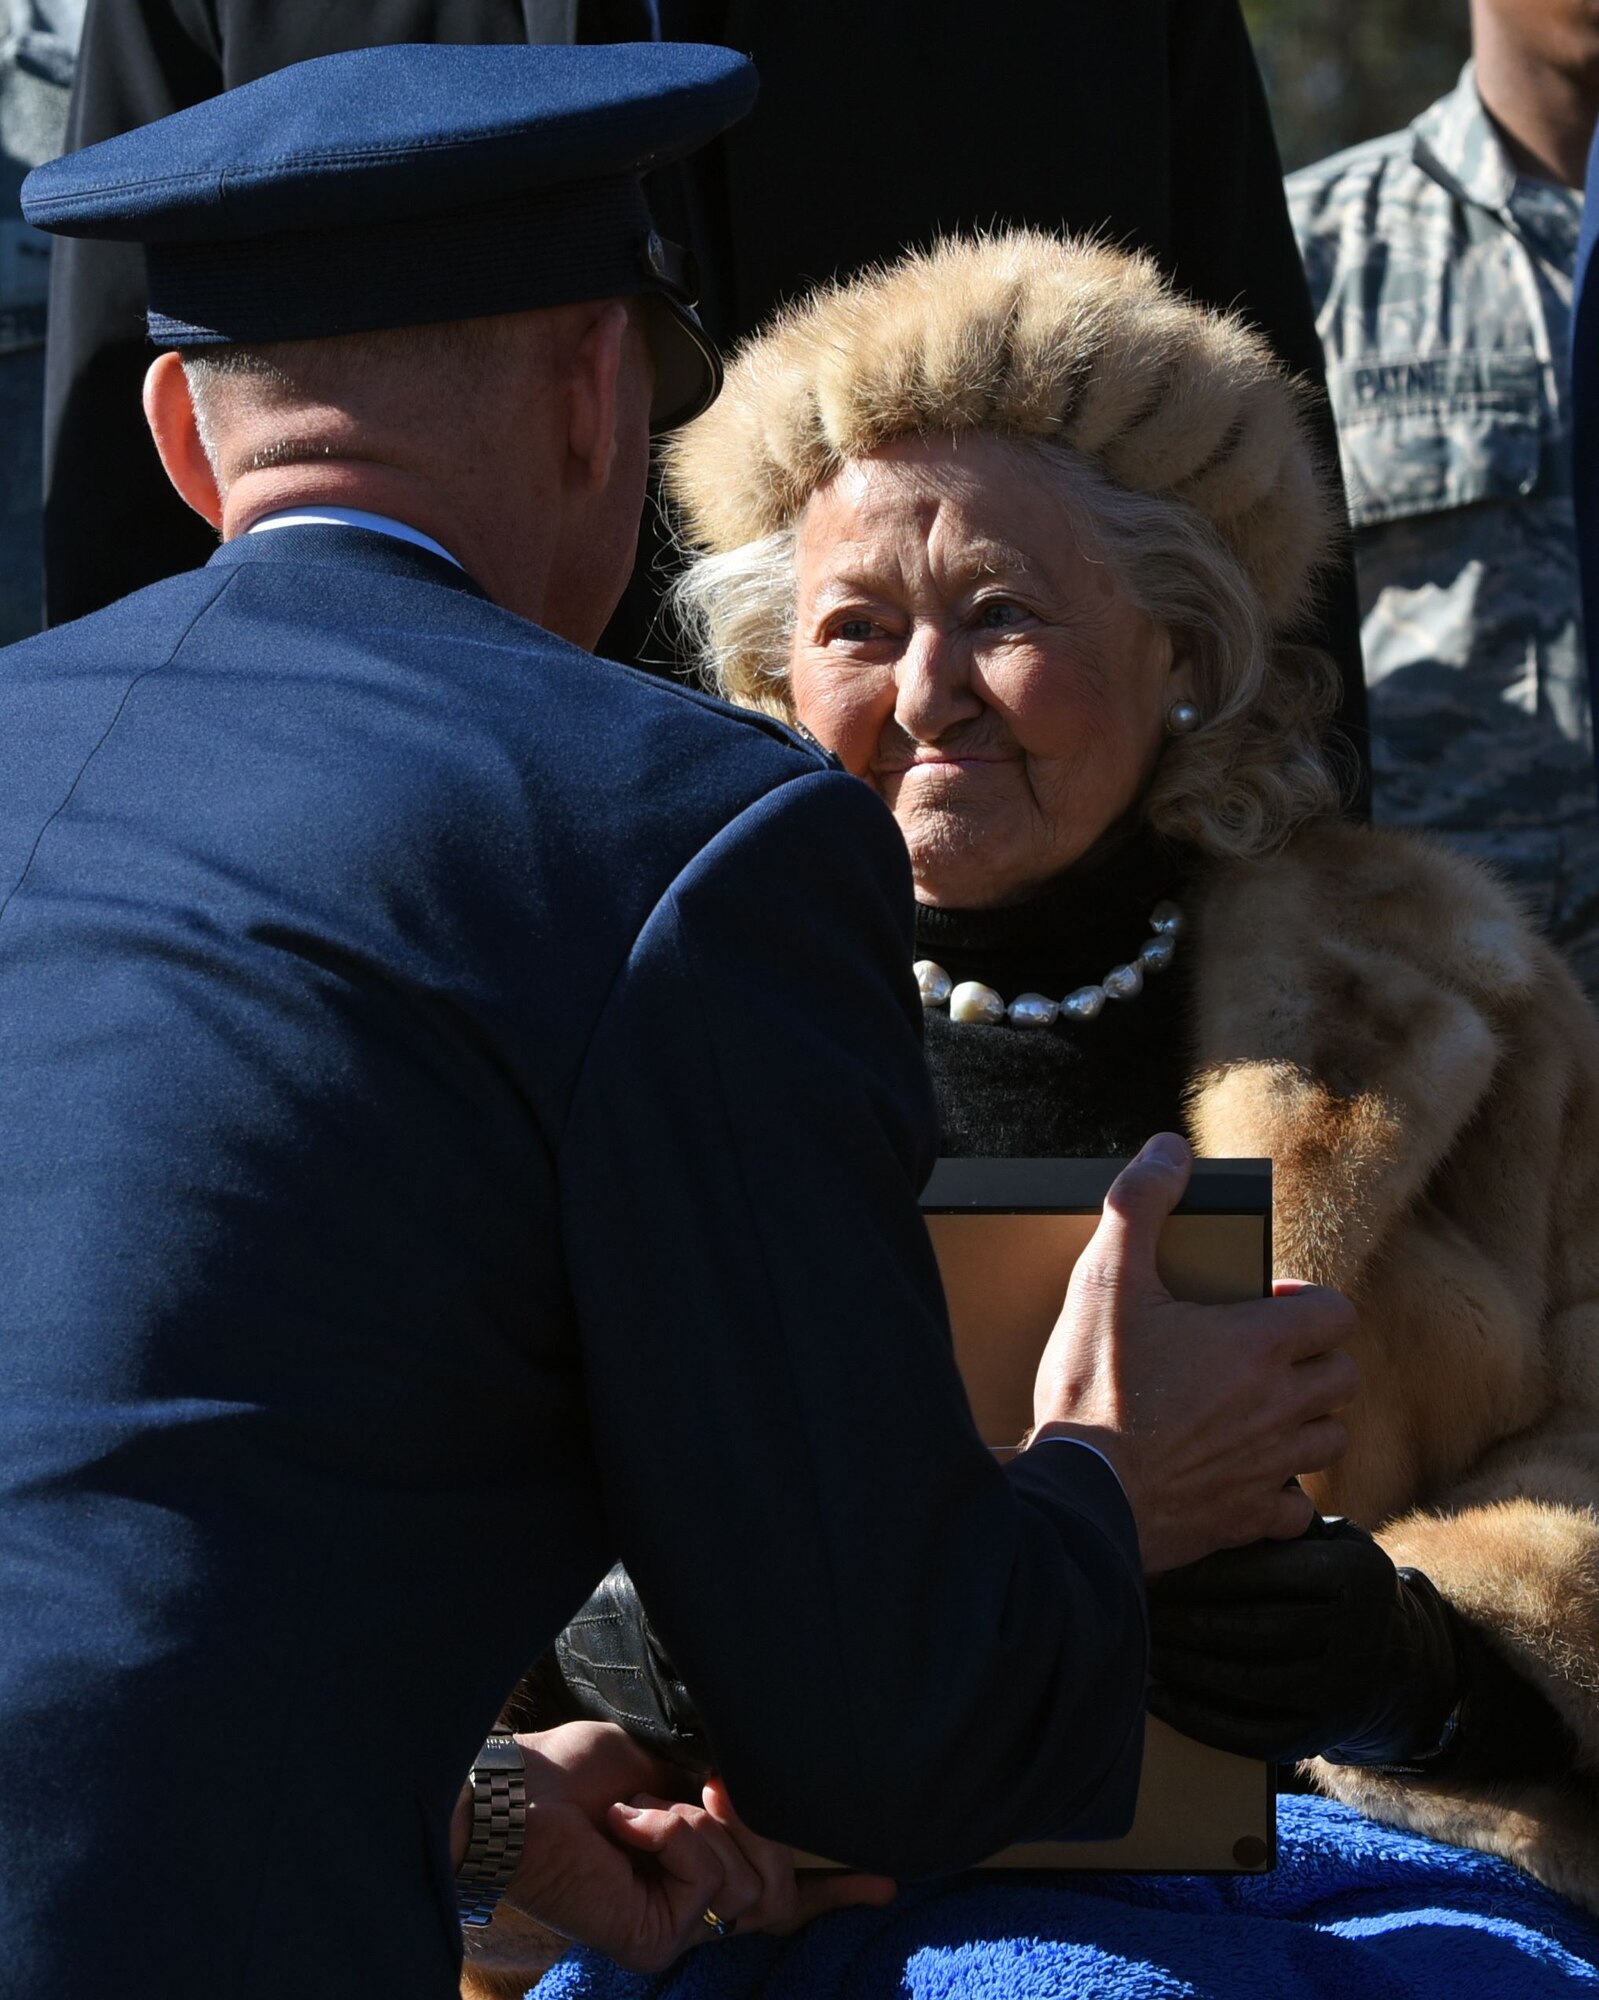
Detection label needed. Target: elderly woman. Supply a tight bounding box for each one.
[550,232,1599,1914]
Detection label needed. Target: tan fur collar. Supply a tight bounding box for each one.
[1184,824,1541,1290]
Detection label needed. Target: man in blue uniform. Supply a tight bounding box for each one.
[0,43,1359,1997]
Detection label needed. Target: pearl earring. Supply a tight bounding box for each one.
[1166,700,1201,736]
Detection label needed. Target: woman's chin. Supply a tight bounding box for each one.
[909,852,1067,911]
[902,819,1094,911]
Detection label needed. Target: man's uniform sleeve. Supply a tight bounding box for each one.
[558,767,1147,1880]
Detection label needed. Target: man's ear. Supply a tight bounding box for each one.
[143,351,223,529]
[565,302,639,493]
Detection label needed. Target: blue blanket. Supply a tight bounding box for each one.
[531,1798,1599,1999]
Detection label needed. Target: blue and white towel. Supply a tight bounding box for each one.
[532,1796,1599,1999]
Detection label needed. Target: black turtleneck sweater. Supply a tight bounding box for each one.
[916,833,1195,1158]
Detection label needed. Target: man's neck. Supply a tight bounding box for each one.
[1473,29,1599,189]
[221,463,560,629]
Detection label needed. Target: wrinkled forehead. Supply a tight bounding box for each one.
[807,432,1056,509]
[794,435,1113,598]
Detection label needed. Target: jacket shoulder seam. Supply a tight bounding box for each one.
[0,569,240,930]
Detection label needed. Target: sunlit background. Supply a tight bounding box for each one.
[1244,0,1473,171]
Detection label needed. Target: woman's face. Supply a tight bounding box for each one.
[788,436,1191,908]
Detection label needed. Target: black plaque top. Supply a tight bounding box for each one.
[921,1157,1271,1216]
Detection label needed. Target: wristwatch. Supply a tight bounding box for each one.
[456,1734,527,1928]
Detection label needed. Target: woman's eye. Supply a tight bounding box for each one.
[834,616,883,643]
[975,599,1028,630]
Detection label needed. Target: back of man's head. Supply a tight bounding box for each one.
[145,294,655,641]
[23,43,757,634]
[181,318,533,485]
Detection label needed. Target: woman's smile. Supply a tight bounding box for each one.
[882,752,1015,772]
[912,750,1010,763]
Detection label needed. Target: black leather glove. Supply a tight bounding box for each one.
[1146,1515,1465,1767]
[552,1563,714,1774]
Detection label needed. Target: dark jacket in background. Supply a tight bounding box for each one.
[43,0,1370,805]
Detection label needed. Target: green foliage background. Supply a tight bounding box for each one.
[1243,1,1472,171]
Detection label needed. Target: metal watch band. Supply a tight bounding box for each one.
[456,1734,526,1928]
[457,1881,507,1929]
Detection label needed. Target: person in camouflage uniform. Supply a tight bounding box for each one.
[1288,28,1599,996]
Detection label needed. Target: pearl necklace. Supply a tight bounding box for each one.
[915,900,1185,1028]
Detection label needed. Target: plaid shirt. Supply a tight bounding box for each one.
[1289,63,1599,990]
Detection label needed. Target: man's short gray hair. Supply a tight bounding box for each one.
[181,317,533,480]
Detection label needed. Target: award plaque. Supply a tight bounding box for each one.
[796,1158,1276,1877]
[930,1156,1274,1873]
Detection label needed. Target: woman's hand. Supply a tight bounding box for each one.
[465,1721,893,1974]
[1145,1517,1464,1764]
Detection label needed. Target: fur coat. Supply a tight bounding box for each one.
[1188,819,1599,1911]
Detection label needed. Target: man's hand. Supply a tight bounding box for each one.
[461,1721,893,1974]
[1029,1133,1359,1575]
[616,1777,898,1945]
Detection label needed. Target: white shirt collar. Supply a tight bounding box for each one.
[246,507,464,572]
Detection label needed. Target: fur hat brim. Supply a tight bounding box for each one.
[662,230,1338,628]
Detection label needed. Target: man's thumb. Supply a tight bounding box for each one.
[1092,1132,1191,1286]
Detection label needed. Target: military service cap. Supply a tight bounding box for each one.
[21,42,757,428]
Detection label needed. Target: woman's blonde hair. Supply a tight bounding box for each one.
[663,231,1348,859]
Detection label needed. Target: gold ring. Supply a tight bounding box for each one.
[701,1907,732,1939]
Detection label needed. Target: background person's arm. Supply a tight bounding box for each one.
[1164,0,1369,813]
[43,0,221,623]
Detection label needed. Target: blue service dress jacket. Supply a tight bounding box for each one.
[0,527,1147,1998]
